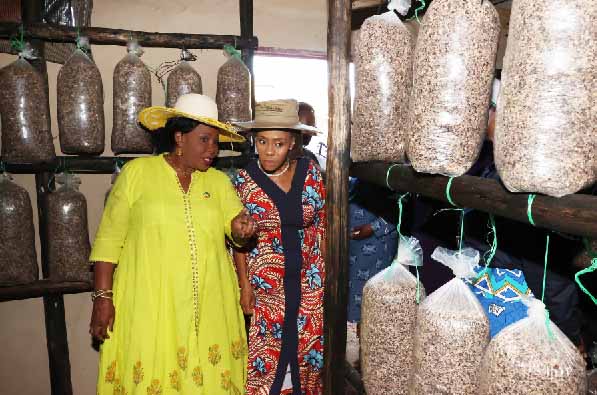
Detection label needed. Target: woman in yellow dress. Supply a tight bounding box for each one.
[89,94,256,395]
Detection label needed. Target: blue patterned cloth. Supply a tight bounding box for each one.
[466,266,533,337]
[347,180,398,322]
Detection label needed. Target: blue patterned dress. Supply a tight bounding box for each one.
[347,180,398,323]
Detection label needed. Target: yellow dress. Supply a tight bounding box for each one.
[91,155,247,395]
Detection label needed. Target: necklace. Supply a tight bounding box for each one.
[165,154,193,177]
[258,159,290,178]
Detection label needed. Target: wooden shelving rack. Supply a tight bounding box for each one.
[0,2,257,394]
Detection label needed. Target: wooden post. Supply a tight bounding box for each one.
[324,0,352,393]
[239,0,255,68]
[239,0,256,115]
[35,172,74,395]
[22,1,74,393]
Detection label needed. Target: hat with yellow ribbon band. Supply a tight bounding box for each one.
[138,93,245,143]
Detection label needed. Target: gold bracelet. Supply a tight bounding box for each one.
[91,289,113,302]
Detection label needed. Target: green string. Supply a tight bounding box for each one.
[541,234,555,340]
[575,238,597,305]
[483,214,498,265]
[433,207,465,252]
[541,234,549,302]
[224,44,242,61]
[528,193,553,337]
[458,209,465,253]
[75,28,83,50]
[47,161,66,191]
[392,191,422,304]
[408,0,427,24]
[10,25,25,53]
[396,192,410,238]
[444,179,465,252]
[445,177,457,206]
[575,258,597,305]
[527,194,537,226]
[114,158,126,170]
[477,214,498,280]
[385,164,400,191]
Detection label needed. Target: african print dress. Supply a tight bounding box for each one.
[234,158,326,395]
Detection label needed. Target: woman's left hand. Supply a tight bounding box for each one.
[351,224,374,240]
[232,209,257,242]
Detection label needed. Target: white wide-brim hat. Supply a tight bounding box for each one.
[138,93,245,143]
[234,99,321,137]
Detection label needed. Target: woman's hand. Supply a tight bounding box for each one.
[240,284,256,315]
[232,209,257,242]
[90,298,115,341]
[350,224,374,240]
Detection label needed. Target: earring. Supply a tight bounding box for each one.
[176,146,183,156]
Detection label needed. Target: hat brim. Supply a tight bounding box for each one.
[138,106,245,143]
[233,121,321,137]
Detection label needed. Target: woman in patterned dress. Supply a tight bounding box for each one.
[89,94,256,395]
[232,99,326,395]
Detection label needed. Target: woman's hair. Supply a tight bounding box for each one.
[151,117,200,154]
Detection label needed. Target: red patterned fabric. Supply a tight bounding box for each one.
[234,160,326,395]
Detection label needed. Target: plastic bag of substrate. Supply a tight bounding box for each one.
[111,40,153,154]
[479,297,587,394]
[57,36,105,155]
[410,247,489,394]
[216,46,252,123]
[351,0,414,162]
[407,0,500,176]
[165,50,203,107]
[47,173,92,282]
[494,0,596,197]
[0,43,54,164]
[361,235,425,395]
[0,173,38,285]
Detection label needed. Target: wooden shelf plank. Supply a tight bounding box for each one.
[1,155,250,174]
[0,280,92,303]
[350,162,597,239]
[0,22,258,49]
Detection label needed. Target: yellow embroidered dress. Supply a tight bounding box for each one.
[91,155,247,395]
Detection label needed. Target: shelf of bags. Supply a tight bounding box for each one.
[1,156,137,174]
[350,162,597,239]
[0,22,259,50]
[1,155,250,175]
[0,280,92,303]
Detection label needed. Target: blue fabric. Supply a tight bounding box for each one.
[347,180,398,322]
[466,266,533,338]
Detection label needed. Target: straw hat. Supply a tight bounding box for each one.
[138,94,245,143]
[234,99,321,136]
